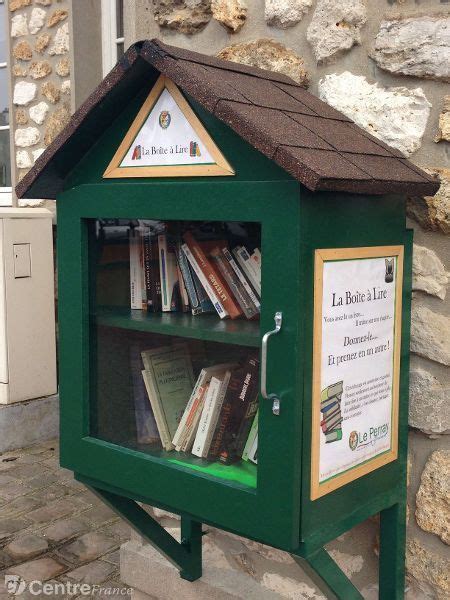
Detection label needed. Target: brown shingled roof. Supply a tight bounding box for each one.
[16,39,439,200]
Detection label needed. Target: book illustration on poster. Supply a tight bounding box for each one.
[103,75,234,179]
[320,381,343,444]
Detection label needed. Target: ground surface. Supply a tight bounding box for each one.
[0,440,132,598]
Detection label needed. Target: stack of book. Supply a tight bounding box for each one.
[320,381,343,443]
[129,223,261,321]
[138,342,259,466]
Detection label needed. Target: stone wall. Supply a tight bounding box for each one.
[8,0,70,208]
[121,1,450,598]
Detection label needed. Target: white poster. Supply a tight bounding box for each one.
[120,87,214,168]
[313,248,403,495]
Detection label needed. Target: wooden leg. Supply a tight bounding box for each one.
[379,503,406,600]
[293,548,364,600]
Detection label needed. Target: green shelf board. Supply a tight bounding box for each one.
[168,456,257,489]
[94,306,260,348]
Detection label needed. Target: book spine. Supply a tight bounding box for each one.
[158,234,169,311]
[222,247,261,310]
[233,247,261,297]
[172,369,206,448]
[183,232,242,319]
[181,243,228,319]
[158,235,179,312]
[192,377,221,458]
[143,228,153,311]
[177,244,200,314]
[218,355,260,465]
[142,370,173,451]
[210,248,259,320]
[129,229,142,310]
[179,384,208,452]
[190,266,215,314]
[139,228,148,311]
[199,370,231,458]
[242,410,258,461]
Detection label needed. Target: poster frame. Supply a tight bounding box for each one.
[311,245,404,500]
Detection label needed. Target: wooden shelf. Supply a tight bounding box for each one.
[95,306,260,348]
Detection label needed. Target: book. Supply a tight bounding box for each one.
[158,233,180,312]
[192,369,233,458]
[143,230,162,312]
[178,383,209,453]
[183,232,242,319]
[172,363,234,450]
[233,246,261,297]
[129,228,143,309]
[221,247,261,311]
[181,243,228,319]
[325,429,342,443]
[208,355,259,463]
[247,433,258,464]
[320,380,343,444]
[176,244,202,315]
[130,344,159,445]
[190,265,215,314]
[242,409,258,462]
[141,344,195,450]
[210,247,259,320]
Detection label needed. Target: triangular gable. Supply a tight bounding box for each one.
[104,75,234,178]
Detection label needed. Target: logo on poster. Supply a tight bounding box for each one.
[349,431,358,451]
[349,424,389,451]
[159,110,171,129]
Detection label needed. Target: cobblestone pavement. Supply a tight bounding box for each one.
[0,440,132,598]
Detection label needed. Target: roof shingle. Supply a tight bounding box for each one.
[16,38,439,200]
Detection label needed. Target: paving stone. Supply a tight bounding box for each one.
[0,481,33,501]
[58,532,117,564]
[3,463,49,480]
[5,534,49,560]
[102,550,120,566]
[0,549,13,569]
[26,472,59,490]
[27,498,77,523]
[0,473,17,486]
[0,518,29,540]
[101,521,131,544]
[66,560,116,585]
[80,504,118,526]
[41,518,88,544]
[7,556,66,582]
[31,483,72,503]
[1,495,43,517]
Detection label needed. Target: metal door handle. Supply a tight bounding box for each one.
[261,312,282,415]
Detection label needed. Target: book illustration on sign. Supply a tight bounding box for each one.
[320,381,343,443]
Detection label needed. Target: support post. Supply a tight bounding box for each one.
[293,548,364,600]
[379,502,406,600]
[85,483,203,582]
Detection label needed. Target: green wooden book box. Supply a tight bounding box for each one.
[16,40,439,600]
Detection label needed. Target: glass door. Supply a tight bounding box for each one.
[90,218,262,490]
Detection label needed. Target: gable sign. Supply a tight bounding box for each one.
[104,75,234,178]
